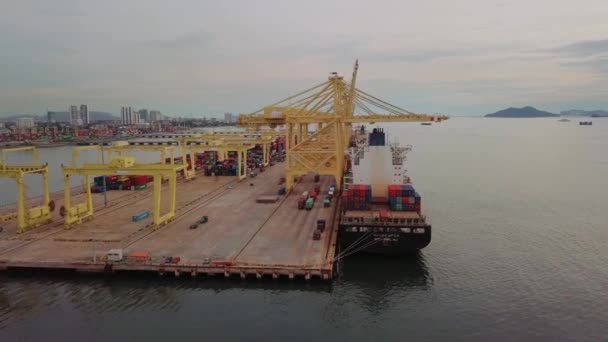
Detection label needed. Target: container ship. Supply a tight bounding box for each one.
[338,127,431,254]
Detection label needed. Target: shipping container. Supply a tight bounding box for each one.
[128,251,151,262]
[305,198,314,210]
[132,210,150,222]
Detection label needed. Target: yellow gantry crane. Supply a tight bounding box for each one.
[135,132,280,179]
[61,154,186,229]
[0,147,54,233]
[174,135,256,180]
[238,61,449,191]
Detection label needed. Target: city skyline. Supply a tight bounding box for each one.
[1,1,607,117]
[0,108,232,121]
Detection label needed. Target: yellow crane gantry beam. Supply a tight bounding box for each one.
[238,61,449,191]
[61,156,186,229]
[198,134,277,167]
[0,146,53,233]
[118,137,256,180]
[175,136,257,180]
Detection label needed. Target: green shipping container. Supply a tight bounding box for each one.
[305,198,314,210]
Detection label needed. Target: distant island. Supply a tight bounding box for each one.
[485,106,558,118]
[560,109,608,117]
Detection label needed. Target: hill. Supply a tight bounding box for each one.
[485,106,558,118]
[560,109,608,117]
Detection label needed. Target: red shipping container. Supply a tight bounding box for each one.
[130,175,148,186]
[105,175,119,182]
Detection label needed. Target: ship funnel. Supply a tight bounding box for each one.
[369,128,385,146]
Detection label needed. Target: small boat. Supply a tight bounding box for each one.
[558,118,570,122]
[421,122,432,126]
[579,121,593,126]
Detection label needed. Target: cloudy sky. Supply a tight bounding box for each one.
[1,0,607,117]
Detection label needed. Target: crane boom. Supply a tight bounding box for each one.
[238,61,448,191]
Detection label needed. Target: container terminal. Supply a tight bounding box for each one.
[0,62,447,281]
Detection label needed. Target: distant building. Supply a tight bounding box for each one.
[149,110,162,122]
[121,106,140,125]
[47,111,56,123]
[17,117,35,128]
[80,104,89,124]
[224,113,235,124]
[69,105,80,125]
[138,109,149,123]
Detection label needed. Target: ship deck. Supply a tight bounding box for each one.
[340,203,429,228]
[0,163,339,280]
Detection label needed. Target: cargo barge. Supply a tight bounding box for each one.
[338,127,431,255]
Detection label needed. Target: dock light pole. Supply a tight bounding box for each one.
[101,149,107,207]
[93,232,97,264]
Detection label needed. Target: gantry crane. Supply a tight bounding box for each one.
[61,154,186,229]
[174,135,257,180]
[0,147,54,233]
[134,132,278,179]
[238,61,449,191]
[140,130,284,168]
[200,131,281,166]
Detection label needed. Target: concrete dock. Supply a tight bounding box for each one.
[0,162,339,280]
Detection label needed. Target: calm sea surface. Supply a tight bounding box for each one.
[1,117,607,341]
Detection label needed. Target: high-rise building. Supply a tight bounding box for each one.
[138,109,149,123]
[121,106,140,125]
[69,105,80,125]
[149,110,162,122]
[80,105,89,124]
[224,113,235,123]
[47,111,56,124]
[17,117,35,128]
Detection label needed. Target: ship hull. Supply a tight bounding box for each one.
[338,224,431,255]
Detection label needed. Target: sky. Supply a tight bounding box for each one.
[1,0,608,117]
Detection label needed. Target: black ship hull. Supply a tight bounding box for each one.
[338,224,431,254]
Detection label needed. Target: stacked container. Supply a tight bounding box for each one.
[387,184,421,212]
[93,175,122,191]
[341,184,372,210]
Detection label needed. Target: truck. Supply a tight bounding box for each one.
[106,249,123,262]
[297,197,306,209]
[305,197,314,210]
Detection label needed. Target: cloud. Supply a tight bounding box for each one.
[548,38,608,56]
[1,1,608,117]
[142,31,215,49]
